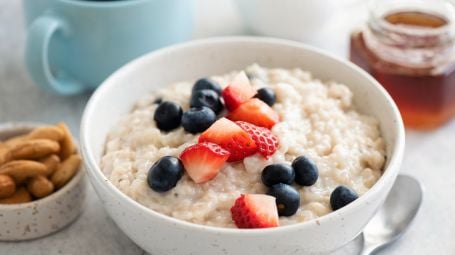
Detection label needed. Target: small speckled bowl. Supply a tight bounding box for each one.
[0,123,86,241]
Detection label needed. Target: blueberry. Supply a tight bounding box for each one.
[261,164,295,187]
[267,183,300,216]
[154,101,183,131]
[255,87,276,106]
[147,156,184,192]
[292,156,319,186]
[181,107,216,134]
[330,186,359,211]
[192,78,222,96]
[190,89,223,114]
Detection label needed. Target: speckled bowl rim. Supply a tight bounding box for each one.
[0,122,85,211]
[81,36,405,235]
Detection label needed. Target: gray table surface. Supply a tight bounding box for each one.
[0,0,453,254]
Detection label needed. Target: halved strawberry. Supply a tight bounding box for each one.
[180,142,230,183]
[199,118,257,162]
[227,98,280,129]
[235,121,279,159]
[222,71,257,111]
[231,194,279,228]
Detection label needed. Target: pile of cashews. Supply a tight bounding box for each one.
[0,123,81,204]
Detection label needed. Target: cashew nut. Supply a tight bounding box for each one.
[27,175,54,198]
[0,143,11,165]
[27,126,65,141]
[57,123,76,160]
[0,160,48,183]
[51,154,81,189]
[0,187,32,204]
[0,174,16,199]
[9,139,60,160]
[39,154,61,177]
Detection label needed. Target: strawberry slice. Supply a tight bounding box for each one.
[227,98,280,129]
[199,118,257,162]
[235,121,279,159]
[222,71,257,111]
[180,142,230,183]
[231,194,279,228]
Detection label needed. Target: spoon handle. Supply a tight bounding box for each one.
[358,234,379,255]
[358,245,376,255]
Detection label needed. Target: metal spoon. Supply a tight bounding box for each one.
[359,175,423,255]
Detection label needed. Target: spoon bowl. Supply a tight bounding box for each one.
[360,175,423,254]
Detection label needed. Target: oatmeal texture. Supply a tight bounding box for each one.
[101,64,385,228]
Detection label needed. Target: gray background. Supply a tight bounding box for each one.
[0,0,453,254]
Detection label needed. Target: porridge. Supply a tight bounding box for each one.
[101,64,385,228]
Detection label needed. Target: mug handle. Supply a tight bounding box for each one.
[25,16,86,95]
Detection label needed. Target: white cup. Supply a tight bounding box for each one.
[234,0,367,56]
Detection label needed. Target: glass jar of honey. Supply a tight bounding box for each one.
[350,0,455,129]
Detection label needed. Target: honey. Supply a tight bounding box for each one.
[350,7,455,129]
[385,11,447,28]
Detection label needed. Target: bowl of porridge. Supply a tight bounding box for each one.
[80,37,404,254]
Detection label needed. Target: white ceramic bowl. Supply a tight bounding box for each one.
[0,123,86,241]
[80,37,405,254]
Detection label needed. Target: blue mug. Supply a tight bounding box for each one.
[23,0,194,95]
